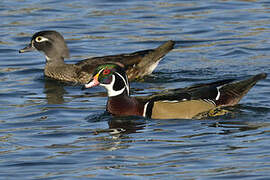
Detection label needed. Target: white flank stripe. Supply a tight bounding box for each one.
[216,86,221,100]
[204,99,216,106]
[161,100,179,103]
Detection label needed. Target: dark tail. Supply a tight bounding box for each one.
[137,40,174,68]
[216,73,267,106]
[127,40,174,78]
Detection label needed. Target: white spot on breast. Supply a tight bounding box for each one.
[143,102,149,117]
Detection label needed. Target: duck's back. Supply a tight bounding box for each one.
[76,40,175,81]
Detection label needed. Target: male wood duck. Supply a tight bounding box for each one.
[83,63,267,119]
[19,31,174,84]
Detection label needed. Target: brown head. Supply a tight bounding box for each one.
[19,30,70,61]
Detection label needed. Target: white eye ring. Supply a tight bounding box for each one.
[35,36,49,42]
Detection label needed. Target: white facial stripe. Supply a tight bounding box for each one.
[101,75,125,97]
[125,74,129,95]
[97,68,104,76]
[98,68,129,97]
[115,72,129,96]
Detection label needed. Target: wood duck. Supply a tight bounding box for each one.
[83,63,267,119]
[19,31,174,84]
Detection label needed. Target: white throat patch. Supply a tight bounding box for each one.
[99,68,130,97]
[45,55,51,62]
[101,75,126,97]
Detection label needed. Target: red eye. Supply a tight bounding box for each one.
[103,69,111,75]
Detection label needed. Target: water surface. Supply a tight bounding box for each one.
[0,0,270,179]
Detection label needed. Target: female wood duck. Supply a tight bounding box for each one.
[83,63,267,119]
[19,31,174,84]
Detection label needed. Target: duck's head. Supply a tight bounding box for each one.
[19,30,70,61]
[84,63,130,97]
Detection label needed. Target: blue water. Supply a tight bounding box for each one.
[1,0,270,179]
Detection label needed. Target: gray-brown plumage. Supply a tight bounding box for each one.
[19,30,174,84]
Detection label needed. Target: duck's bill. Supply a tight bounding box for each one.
[19,44,35,53]
[84,79,100,89]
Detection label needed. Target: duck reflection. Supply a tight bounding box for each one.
[108,117,146,134]
[207,105,270,135]
[87,112,146,135]
[43,77,67,104]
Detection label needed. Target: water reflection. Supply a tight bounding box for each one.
[108,117,146,134]
[1,0,270,179]
[86,111,146,135]
[207,105,270,135]
[43,78,66,104]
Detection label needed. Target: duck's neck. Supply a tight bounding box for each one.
[45,56,65,65]
[103,73,144,116]
[107,92,144,117]
[44,56,70,80]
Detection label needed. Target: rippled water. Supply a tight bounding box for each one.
[1,0,270,179]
